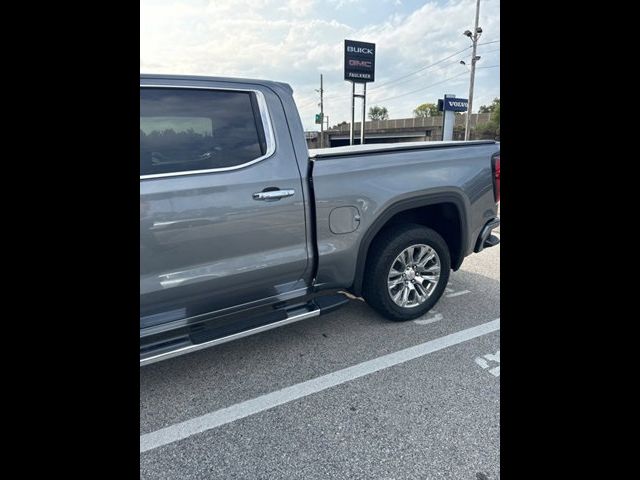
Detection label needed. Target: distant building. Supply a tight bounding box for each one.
[305,113,493,149]
[305,131,320,149]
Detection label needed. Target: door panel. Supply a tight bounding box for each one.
[140,85,309,326]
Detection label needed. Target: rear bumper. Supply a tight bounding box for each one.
[474,217,500,253]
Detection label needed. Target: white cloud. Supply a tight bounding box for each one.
[279,0,316,17]
[329,0,362,9]
[140,0,500,130]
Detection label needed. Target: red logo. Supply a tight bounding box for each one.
[348,59,372,68]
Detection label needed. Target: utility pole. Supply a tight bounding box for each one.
[319,74,324,148]
[464,0,481,141]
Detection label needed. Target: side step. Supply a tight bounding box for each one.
[140,294,350,366]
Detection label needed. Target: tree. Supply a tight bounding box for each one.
[479,97,500,118]
[475,122,499,140]
[368,106,389,120]
[472,98,500,139]
[413,103,441,118]
[492,99,500,124]
[453,124,466,140]
[477,97,500,136]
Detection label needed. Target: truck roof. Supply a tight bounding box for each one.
[139,73,293,95]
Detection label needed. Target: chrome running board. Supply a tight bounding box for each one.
[140,307,320,366]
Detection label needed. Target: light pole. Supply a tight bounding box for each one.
[463,0,482,141]
[315,74,324,148]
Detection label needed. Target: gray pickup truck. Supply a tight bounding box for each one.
[140,74,500,365]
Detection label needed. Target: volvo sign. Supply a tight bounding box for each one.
[443,97,468,112]
[344,40,376,83]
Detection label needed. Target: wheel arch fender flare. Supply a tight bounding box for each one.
[351,192,469,296]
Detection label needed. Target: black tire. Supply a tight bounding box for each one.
[363,224,451,321]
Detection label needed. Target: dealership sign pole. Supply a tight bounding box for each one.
[344,40,375,145]
[439,95,468,141]
[350,82,356,145]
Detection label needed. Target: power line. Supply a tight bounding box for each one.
[297,99,319,109]
[368,45,471,91]
[370,39,500,91]
[302,64,500,111]
[377,46,499,93]
[473,47,500,56]
[369,57,468,92]
[296,95,323,109]
[370,71,469,104]
[474,93,500,106]
[361,68,499,122]
[314,59,463,105]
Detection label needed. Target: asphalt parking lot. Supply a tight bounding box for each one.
[140,237,500,479]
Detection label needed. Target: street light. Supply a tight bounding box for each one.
[463,0,482,141]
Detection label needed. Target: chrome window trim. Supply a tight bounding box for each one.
[139,84,276,180]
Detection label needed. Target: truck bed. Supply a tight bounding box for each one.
[309,140,500,292]
[310,140,497,159]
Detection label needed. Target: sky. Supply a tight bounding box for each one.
[140,0,500,131]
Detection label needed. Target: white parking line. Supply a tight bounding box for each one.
[413,311,443,325]
[140,318,500,453]
[446,290,470,298]
[475,350,501,377]
[475,357,489,369]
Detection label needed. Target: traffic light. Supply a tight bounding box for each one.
[315,113,324,124]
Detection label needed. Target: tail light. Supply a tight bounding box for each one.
[492,154,500,203]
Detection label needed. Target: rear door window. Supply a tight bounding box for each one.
[140,88,268,176]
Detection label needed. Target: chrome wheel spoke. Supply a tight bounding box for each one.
[416,251,436,268]
[406,246,415,264]
[418,273,439,284]
[414,282,428,301]
[423,264,440,273]
[415,246,429,266]
[392,287,404,304]
[402,249,411,267]
[400,285,410,306]
[389,266,404,278]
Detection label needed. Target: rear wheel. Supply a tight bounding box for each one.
[363,224,451,321]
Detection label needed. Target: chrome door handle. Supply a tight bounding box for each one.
[253,189,295,201]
